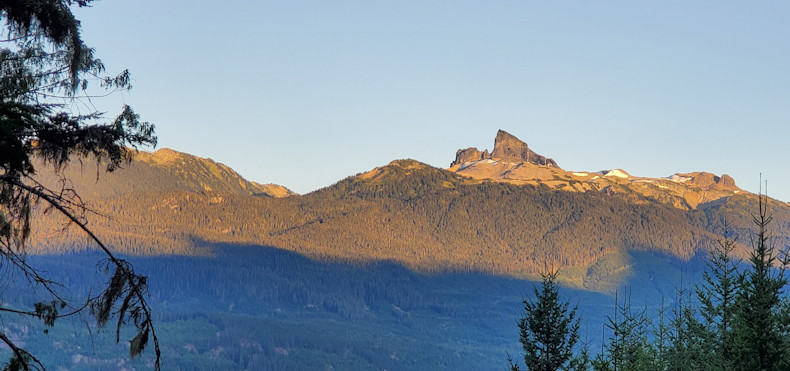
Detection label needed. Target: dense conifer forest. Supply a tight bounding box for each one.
[14,149,790,369]
[509,195,790,371]
[29,157,790,292]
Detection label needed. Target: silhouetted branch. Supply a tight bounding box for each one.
[0,332,44,371]
[0,175,161,370]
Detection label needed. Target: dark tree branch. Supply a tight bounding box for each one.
[0,175,161,370]
[0,332,44,371]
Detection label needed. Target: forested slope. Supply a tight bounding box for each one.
[26,153,790,291]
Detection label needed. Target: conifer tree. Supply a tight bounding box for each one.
[665,289,707,371]
[695,219,741,370]
[511,270,582,371]
[731,193,790,370]
[651,297,670,370]
[592,289,657,371]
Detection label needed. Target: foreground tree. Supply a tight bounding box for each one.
[592,289,658,371]
[730,193,790,370]
[695,219,741,370]
[512,191,790,370]
[664,289,708,371]
[511,270,583,371]
[1,1,159,369]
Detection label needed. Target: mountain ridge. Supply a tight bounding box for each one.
[24,132,790,292]
[451,129,559,168]
[447,130,743,210]
[32,147,295,199]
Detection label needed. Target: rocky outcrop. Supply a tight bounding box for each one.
[490,130,558,166]
[717,174,736,188]
[452,148,489,167]
[680,172,738,191]
[450,130,558,167]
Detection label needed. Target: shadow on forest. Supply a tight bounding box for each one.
[15,243,706,370]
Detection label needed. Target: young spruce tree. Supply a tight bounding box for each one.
[511,270,583,371]
[592,289,658,371]
[731,192,790,370]
[695,219,741,370]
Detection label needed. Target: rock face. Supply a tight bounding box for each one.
[450,130,558,167]
[453,148,489,165]
[447,131,744,210]
[680,172,738,191]
[491,130,558,166]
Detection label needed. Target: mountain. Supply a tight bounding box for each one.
[449,130,741,210]
[32,147,295,200]
[451,129,558,168]
[26,137,790,292]
[27,148,293,253]
[19,131,790,369]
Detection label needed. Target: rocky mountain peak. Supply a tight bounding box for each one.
[452,148,490,166]
[491,130,558,167]
[450,130,558,167]
[673,172,738,191]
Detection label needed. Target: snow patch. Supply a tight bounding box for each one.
[603,169,629,178]
[572,172,588,177]
[666,174,691,183]
[458,158,501,170]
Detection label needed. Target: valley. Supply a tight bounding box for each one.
[13,245,694,370]
[15,130,790,369]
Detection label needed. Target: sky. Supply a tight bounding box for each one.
[73,1,790,201]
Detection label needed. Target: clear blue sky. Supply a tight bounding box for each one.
[75,1,790,201]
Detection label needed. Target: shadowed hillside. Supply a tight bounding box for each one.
[26,151,790,291]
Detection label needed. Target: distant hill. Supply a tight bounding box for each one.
[25,136,790,292]
[30,147,295,199]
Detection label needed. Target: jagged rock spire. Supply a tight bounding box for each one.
[451,130,558,167]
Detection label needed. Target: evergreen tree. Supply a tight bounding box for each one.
[0,1,159,369]
[511,270,583,371]
[651,297,670,370]
[731,193,789,370]
[665,289,707,371]
[695,219,741,370]
[592,289,657,371]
